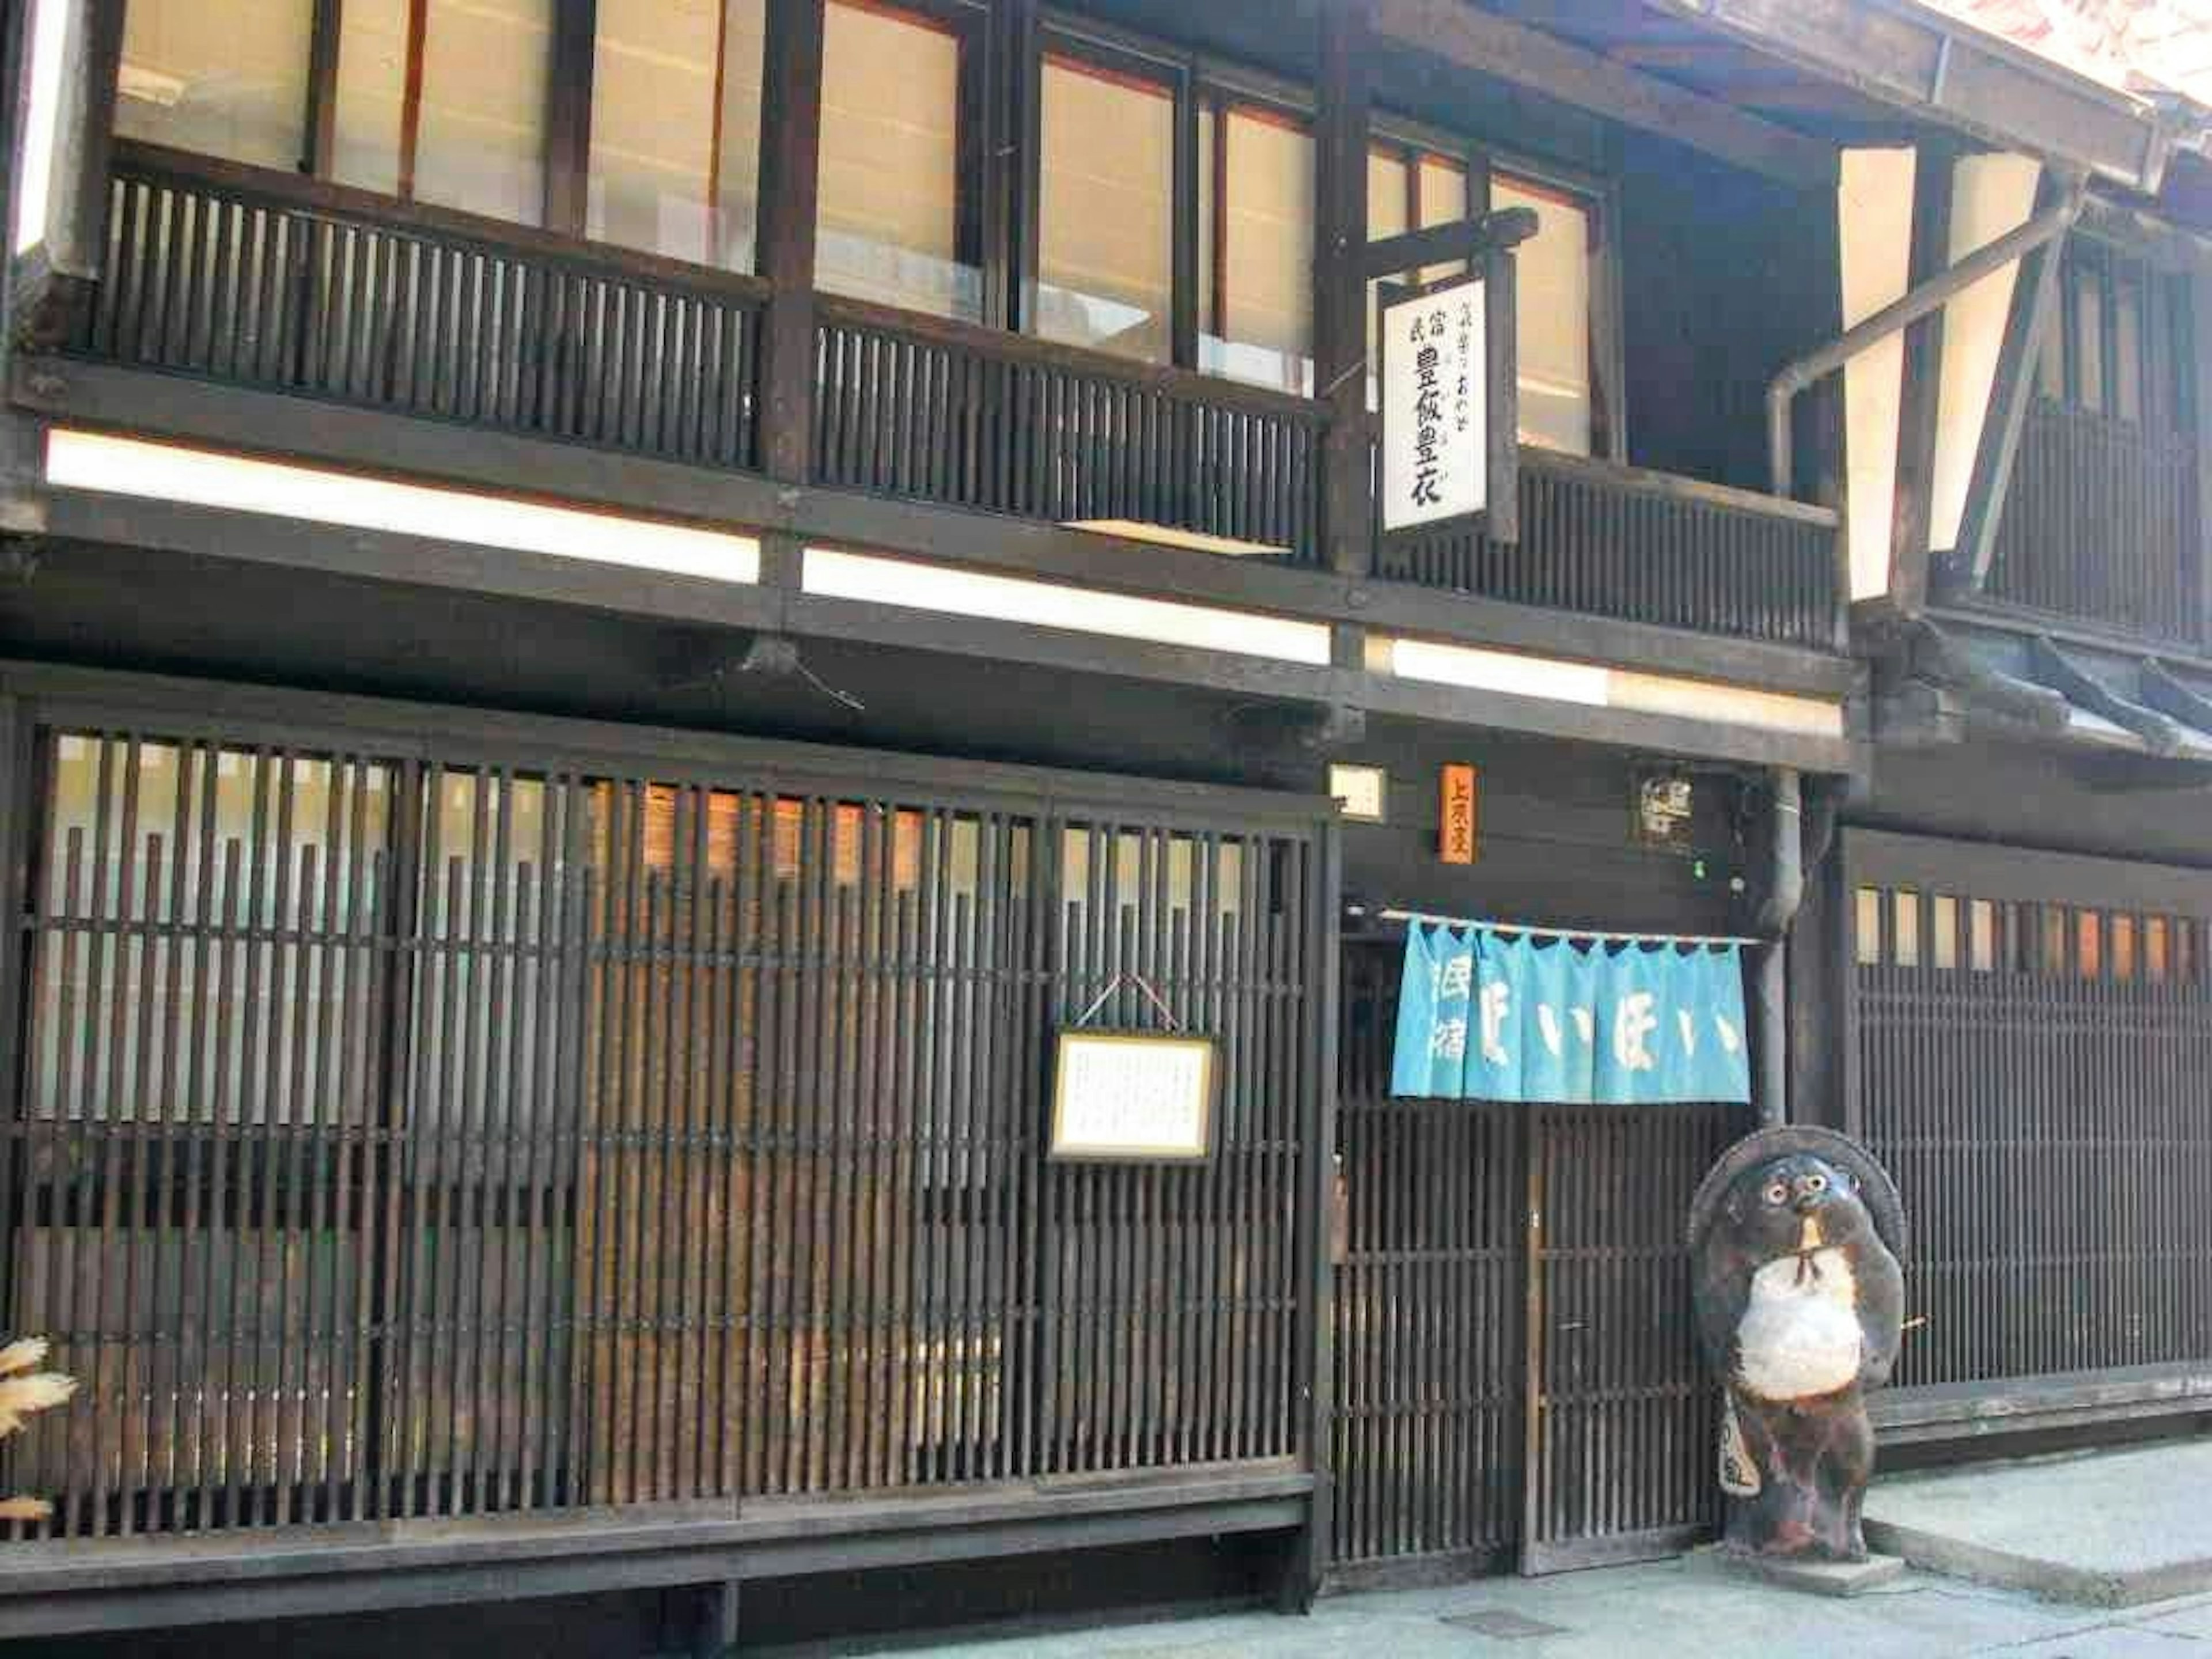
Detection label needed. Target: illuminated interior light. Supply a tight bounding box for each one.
[44,430,761,582]
[1389,638,1612,706]
[804,549,1332,666]
[1384,636,1843,739]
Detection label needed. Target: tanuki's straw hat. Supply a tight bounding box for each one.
[1685,1124,1906,1259]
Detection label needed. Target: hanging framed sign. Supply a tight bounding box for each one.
[1050,1030,1218,1163]
[1381,274,1487,531]
[1369,206,1531,544]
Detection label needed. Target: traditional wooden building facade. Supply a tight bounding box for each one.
[0,0,2200,1649]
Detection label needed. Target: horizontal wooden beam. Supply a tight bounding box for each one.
[11,355,1856,699]
[1366,0,1836,191]
[36,487,1854,775]
[0,1467,1316,1639]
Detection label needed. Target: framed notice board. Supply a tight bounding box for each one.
[1049,1030,1218,1163]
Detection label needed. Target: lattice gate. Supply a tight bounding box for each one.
[1330,942,1745,1582]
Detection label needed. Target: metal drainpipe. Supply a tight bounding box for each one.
[1753,770,1803,1128]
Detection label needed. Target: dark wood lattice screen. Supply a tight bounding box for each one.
[2,721,1323,1539]
[1330,943,1742,1580]
[1848,831,2212,1390]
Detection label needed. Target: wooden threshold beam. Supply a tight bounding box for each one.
[1366,0,1836,191]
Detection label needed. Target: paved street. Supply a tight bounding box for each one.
[850,1558,2212,1659]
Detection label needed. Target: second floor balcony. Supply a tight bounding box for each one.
[10,0,1951,731]
[67,138,1847,658]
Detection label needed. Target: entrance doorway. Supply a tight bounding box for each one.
[1330,944,1747,1581]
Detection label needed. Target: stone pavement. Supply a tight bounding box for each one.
[865,1560,2212,1659]
[1865,1441,2212,1605]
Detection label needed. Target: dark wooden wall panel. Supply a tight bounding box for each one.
[1847,832,2212,1391]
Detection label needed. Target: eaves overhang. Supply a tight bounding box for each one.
[1873,615,2212,774]
[1644,0,2175,193]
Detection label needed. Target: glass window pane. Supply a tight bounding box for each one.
[1892,889,1919,968]
[1495,173,1593,455]
[2036,294,2065,400]
[117,0,313,170]
[334,0,554,226]
[1416,153,1469,283]
[1855,886,1883,965]
[332,0,407,196]
[817,0,978,321]
[1969,899,1996,972]
[2074,266,2105,413]
[1199,103,1314,396]
[1364,148,1410,409]
[416,0,552,222]
[1932,893,1957,970]
[588,0,765,271]
[2114,272,2142,424]
[1037,53,1173,363]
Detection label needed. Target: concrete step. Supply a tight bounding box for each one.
[1863,1440,2212,1608]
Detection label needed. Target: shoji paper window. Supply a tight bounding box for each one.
[115,0,314,170]
[817,0,979,321]
[1037,52,1175,363]
[588,0,767,270]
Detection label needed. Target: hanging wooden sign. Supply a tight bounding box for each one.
[1050,1031,1218,1163]
[1381,274,1488,532]
[1441,764,1479,865]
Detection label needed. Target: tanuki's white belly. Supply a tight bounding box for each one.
[1734,1247,1861,1402]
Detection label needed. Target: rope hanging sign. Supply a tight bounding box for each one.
[1051,975,1214,1164]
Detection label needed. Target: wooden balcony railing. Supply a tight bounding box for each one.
[813,297,1327,564]
[81,146,765,472]
[70,147,1847,656]
[1983,399,2203,647]
[1377,449,1846,652]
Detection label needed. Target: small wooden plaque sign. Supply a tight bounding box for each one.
[1050,1030,1217,1163]
[1441,764,1479,865]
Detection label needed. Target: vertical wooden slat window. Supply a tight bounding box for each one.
[1198,99,1315,395]
[332,0,556,227]
[9,719,1321,1536]
[14,734,396,1533]
[1035,49,1176,364]
[1852,855,2212,1392]
[587,0,768,271]
[817,0,983,323]
[114,0,315,170]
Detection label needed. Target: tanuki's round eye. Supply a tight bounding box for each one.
[1764,1182,1788,1205]
[1806,1173,1828,1194]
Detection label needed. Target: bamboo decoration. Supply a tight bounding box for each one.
[0,1338,77,1523]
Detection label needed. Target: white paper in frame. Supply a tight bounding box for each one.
[1380,271,1488,533]
[1049,1029,1218,1164]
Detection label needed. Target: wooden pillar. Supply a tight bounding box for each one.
[756,0,827,486]
[2190,263,2212,652]
[542,0,599,237]
[10,0,126,347]
[1887,142,1953,614]
[1,0,48,536]
[1313,0,1373,579]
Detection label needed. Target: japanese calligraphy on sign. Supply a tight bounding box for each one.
[1050,1031,1217,1162]
[1381,275,1487,533]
